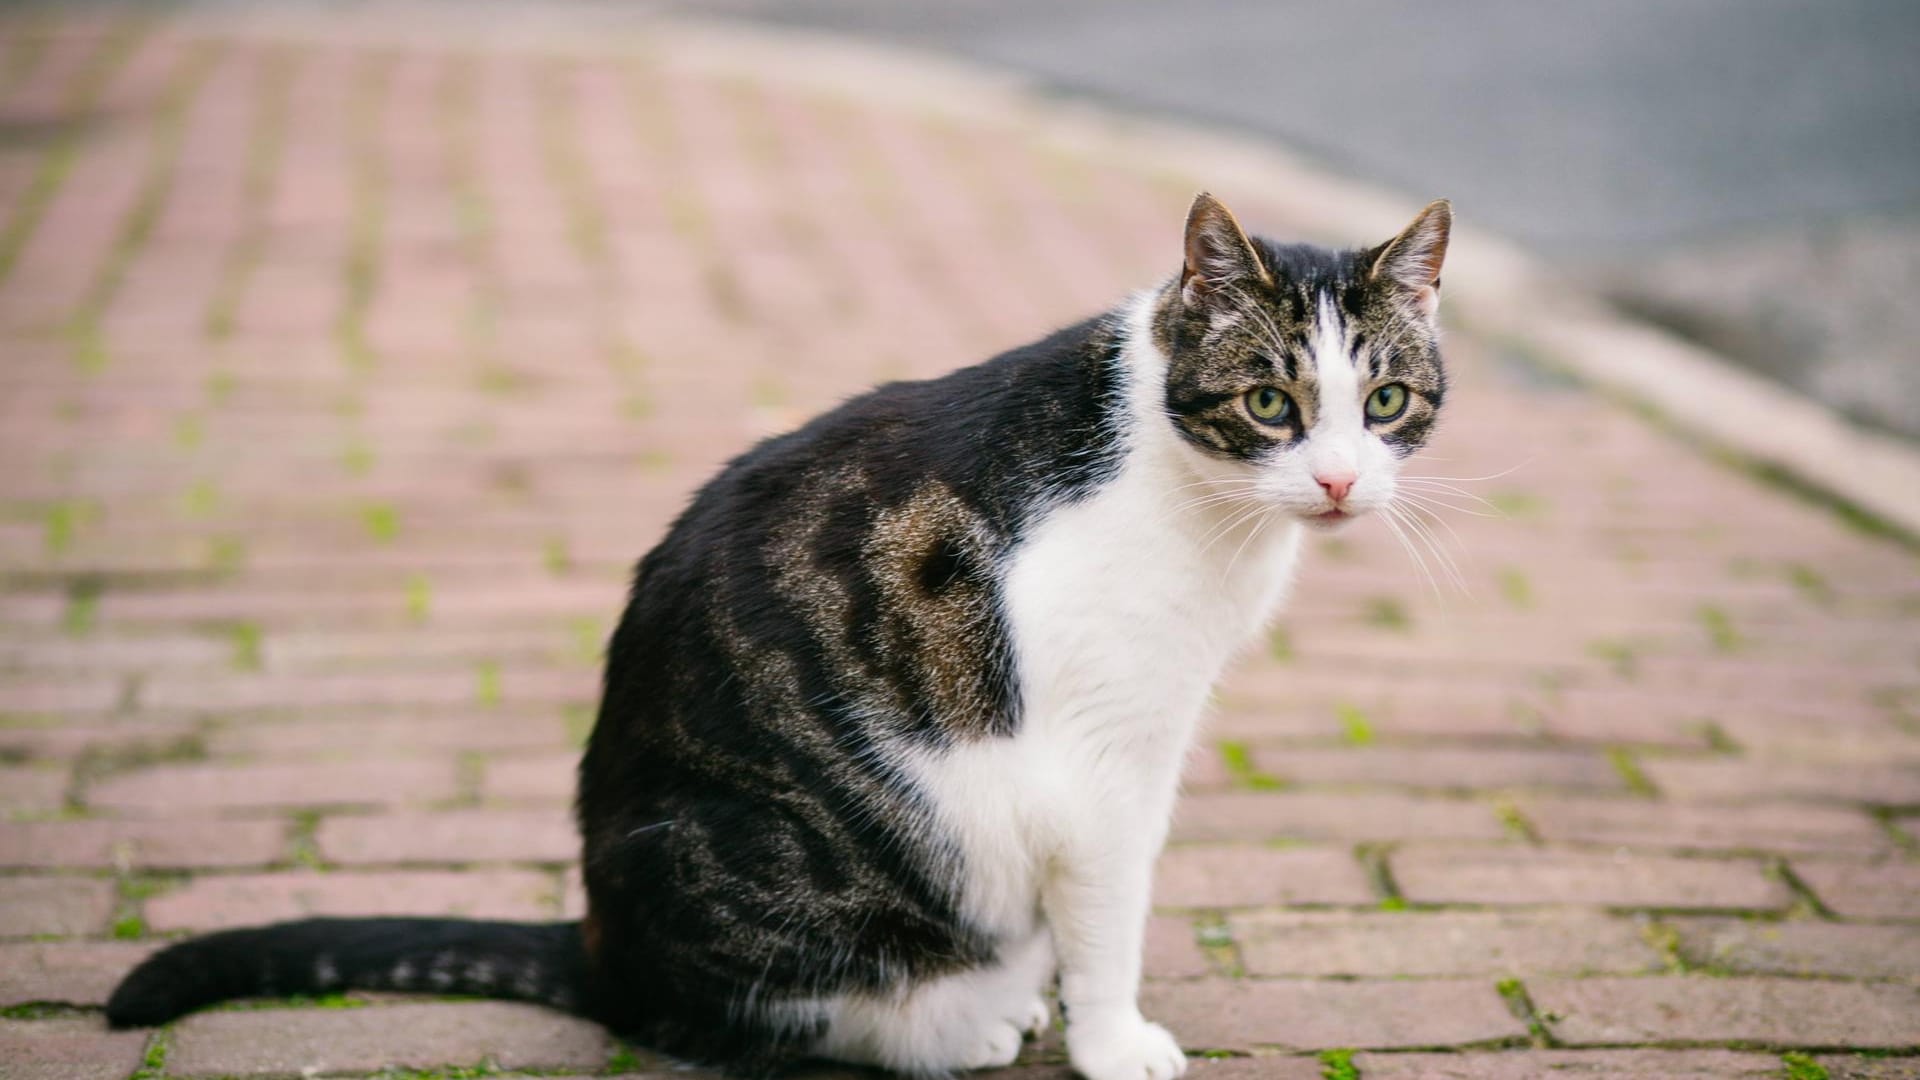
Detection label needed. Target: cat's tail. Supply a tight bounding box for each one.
[105,918,594,1028]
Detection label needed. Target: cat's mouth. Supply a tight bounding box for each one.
[1304,508,1352,528]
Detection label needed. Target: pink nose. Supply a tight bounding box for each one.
[1316,472,1355,503]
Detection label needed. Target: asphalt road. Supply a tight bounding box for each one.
[664,0,1920,438]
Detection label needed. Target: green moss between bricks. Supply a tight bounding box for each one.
[475,661,502,707]
[1780,1052,1829,1080]
[129,1028,169,1080]
[1497,565,1534,609]
[1267,626,1294,662]
[1334,703,1374,746]
[1606,747,1658,796]
[1317,1048,1358,1080]
[1217,739,1283,791]
[1362,595,1411,631]
[361,502,400,543]
[1696,603,1742,653]
[405,574,432,623]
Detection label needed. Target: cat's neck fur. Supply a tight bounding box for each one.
[1112,281,1306,579]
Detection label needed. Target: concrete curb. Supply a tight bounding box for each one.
[190,2,1920,540]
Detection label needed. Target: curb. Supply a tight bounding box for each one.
[187,2,1920,541]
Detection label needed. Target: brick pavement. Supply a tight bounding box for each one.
[1,7,1917,1079]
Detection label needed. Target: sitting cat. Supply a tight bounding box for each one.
[109,192,1451,1080]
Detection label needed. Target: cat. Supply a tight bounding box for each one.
[108,192,1450,1080]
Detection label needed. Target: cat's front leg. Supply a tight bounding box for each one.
[1043,837,1188,1080]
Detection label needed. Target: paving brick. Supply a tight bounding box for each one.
[0,942,156,1006]
[1393,847,1790,910]
[0,877,115,937]
[1143,915,1212,979]
[0,720,200,763]
[1534,976,1920,1047]
[1793,861,1920,920]
[206,709,575,758]
[0,1017,152,1080]
[0,819,287,869]
[144,870,558,931]
[1139,978,1521,1052]
[85,759,457,813]
[1229,911,1664,977]
[1666,917,1920,979]
[1813,1054,1920,1080]
[166,1001,610,1075]
[0,765,70,813]
[316,809,577,865]
[1518,795,1890,855]
[1152,846,1372,908]
[0,677,121,715]
[1640,758,1920,805]
[1252,746,1622,792]
[1354,1049,1786,1078]
[483,751,578,802]
[1169,792,1505,844]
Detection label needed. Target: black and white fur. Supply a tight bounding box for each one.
[110,194,1452,1080]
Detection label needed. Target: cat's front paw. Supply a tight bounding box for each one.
[1067,1012,1187,1080]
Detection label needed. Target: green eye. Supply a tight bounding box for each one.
[1245,387,1292,424]
[1366,383,1409,421]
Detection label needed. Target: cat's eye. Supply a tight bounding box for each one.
[1245,387,1293,425]
[1366,383,1409,422]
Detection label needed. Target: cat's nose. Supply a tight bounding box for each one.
[1315,472,1355,503]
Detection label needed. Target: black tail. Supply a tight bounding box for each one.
[106,918,593,1028]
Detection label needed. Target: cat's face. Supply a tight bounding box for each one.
[1155,195,1450,528]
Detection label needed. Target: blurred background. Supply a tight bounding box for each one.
[676,0,1920,438]
[1,2,1917,1077]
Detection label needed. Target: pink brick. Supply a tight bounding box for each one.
[1814,1054,1920,1079]
[0,1017,151,1080]
[483,751,577,802]
[1252,746,1622,792]
[1144,915,1213,979]
[86,759,456,813]
[1793,861,1920,920]
[166,1001,611,1075]
[0,677,121,715]
[0,942,156,1006]
[1170,792,1505,844]
[0,720,199,762]
[1393,847,1789,910]
[144,870,558,931]
[1534,976,1920,1047]
[1229,911,1663,977]
[1667,917,1920,980]
[0,766,70,812]
[1519,796,1889,855]
[1355,1049,1786,1079]
[317,809,577,865]
[0,819,287,869]
[207,709,574,758]
[1153,847,1372,908]
[1140,978,1521,1052]
[0,877,115,937]
[1641,759,1920,805]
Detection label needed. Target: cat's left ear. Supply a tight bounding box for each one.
[1181,192,1271,309]
[1369,199,1452,318]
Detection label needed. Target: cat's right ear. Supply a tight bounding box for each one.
[1181,192,1270,310]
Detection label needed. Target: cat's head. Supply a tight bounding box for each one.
[1154,193,1451,528]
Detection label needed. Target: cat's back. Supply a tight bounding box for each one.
[601,314,1129,748]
